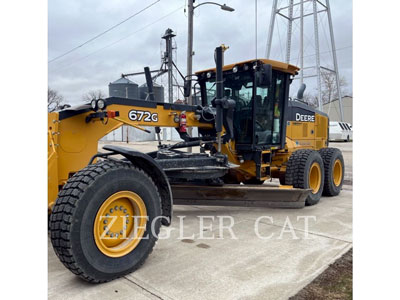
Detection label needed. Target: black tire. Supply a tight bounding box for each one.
[285,149,324,206]
[319,147,345,196]
[49,160,162,283]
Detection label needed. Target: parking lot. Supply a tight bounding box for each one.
[48,142,352,300]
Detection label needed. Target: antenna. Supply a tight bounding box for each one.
[255,0,258,59]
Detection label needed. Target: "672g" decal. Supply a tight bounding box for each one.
[128,110,158,122]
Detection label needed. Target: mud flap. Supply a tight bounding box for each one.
[171,184,311,208]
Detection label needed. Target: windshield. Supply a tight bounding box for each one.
[204,71,253,143]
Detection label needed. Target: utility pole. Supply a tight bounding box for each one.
[300,0,304,85]
[186,1,234,104]
[185,1,234,151]
[162,28,176,104]
[186,0,194,105]
[186,0,194,152]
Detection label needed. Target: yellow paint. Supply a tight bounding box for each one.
[47,103,214,210]
[48,113,59,210]
[333,159,343,186]
[93,191,147,258]
[279,185,294,189]
[309,162,322,194]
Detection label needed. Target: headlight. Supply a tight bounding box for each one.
[206,72,212,79]
[97,99,106,110]
[232,66,238,73]
[91,99,97,111]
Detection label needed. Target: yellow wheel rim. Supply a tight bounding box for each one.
[333,159,343,186]
[309,162,322,194]
[94,191,147,258]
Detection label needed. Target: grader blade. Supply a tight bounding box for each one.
[171,184,311,208]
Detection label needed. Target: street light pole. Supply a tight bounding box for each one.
[185,1,234,152]
[186,0,194,106]
[186,1,235,106]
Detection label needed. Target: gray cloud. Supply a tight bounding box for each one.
[48,0,352,104]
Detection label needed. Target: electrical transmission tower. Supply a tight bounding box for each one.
[266,0,344,121]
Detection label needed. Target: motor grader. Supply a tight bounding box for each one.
[48,46,344,282]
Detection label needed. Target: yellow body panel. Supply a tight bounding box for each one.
[48,103,213,209]
[48,113,59,210]
[271,112,328,179]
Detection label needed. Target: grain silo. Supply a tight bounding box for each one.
[108,77,139,99]
[139,83,165,102]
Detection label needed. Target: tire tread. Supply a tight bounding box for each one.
[49,160,160,283]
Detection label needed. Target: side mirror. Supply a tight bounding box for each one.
[183,80,192,98]
[297,83,307,100]
[255,64,272,87]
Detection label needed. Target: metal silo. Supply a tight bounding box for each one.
[139,83,165,102]
[108,77,139,99]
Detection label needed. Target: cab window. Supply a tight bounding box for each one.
[254,72,286,145]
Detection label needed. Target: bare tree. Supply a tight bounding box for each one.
[82,89,106,102]
[302,92,319,108]
[48,87,64,112]
[321,70,347,104]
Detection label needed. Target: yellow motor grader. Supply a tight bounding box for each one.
[48,46,344,282]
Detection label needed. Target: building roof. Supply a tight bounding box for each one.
[140,82,162,87]
[110,77,136,85]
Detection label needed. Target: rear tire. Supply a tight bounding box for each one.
[49,160,162,283]
[285,149,324,206]
[319,148,345,196]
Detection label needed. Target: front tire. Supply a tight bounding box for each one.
[285,149,324,206]
[49,160,162,283]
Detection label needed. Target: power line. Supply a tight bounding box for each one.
[51,5,184,73]
[48,0,160,64]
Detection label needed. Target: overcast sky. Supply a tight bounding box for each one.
[48,0,352,104]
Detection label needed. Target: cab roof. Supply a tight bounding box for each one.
[195,58,300,75]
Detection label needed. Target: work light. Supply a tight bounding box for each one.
[97,99,106,110]
[91,99,97,111]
